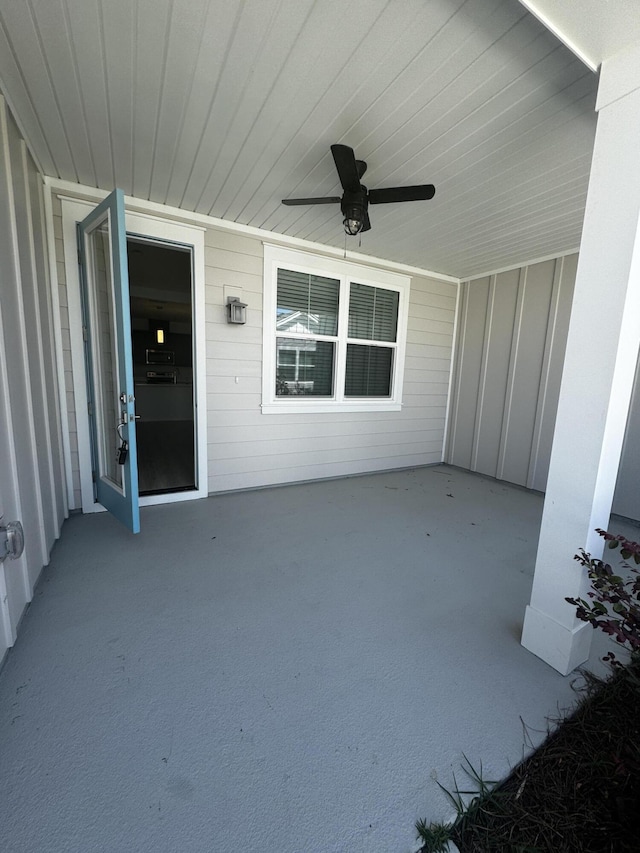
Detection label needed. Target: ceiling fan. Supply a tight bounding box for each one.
[282,144,435,236]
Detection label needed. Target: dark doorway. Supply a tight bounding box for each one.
[127,238,196,496]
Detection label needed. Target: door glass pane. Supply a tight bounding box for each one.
[348,283,398,342]
[128,239,195,496]
[276,269,339,336]
[345,344,393,397]
[276,338,334,396]
[89,219,122,490]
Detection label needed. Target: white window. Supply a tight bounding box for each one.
[262,245,410,413]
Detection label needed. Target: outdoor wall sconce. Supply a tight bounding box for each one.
[226,297,247,324]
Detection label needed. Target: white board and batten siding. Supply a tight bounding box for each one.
[446,252,640,521]
[0,95,67,658]
[204,229,457,493]
[447,255,578,492]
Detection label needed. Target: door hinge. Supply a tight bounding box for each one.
[82,325,88,342]
[77,248,82,266]
[91,470,96,483]
[88,401,93,416]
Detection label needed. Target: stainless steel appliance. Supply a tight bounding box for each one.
[146,349,175,365]
[146,370,177,384]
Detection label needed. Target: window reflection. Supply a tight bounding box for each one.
[276,337,334,396]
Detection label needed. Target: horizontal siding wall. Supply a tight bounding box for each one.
[0,94,66,654]
[52,188,458,498]
[204,229,457,493]
[446,254,578,491]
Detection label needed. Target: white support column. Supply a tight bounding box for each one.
[522,43,640,675]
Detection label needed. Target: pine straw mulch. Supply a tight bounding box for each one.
[426,660,640,853]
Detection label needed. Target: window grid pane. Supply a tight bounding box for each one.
[277,269,339,337]
[276,337,335,397]
[348,283,398,343]
[345,344,393,397]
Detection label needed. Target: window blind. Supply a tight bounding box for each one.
[348,283,398,342]
[277,269,339,336]
[345,344,393,397]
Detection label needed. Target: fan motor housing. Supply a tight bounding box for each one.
[340,187,367,221]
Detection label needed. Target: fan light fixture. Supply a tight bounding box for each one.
[343,205,364,235]
[281,144,435,236]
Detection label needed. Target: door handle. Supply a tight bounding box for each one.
[0,520,24,562]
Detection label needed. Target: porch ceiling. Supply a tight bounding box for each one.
[0,0,605,278]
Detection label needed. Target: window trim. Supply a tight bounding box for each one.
[262,244,410,413]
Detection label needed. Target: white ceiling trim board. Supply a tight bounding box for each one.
[463,248,580,282]
[516,1,599,72]
[45,176,460,284]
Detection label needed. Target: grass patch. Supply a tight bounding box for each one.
[416,660,640,852]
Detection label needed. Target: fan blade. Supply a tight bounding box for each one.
[368,184,436,204]
[331,144,361,193]
[282,196,341,205]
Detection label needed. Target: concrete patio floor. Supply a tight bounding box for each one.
[0,465,629,853]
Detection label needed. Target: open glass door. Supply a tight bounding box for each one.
[78,189,140,533]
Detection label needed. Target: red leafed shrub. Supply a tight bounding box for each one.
[567,528,640,665]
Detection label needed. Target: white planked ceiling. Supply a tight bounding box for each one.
[0,0,604,279]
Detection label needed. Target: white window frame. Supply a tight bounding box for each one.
[262,244,410,413]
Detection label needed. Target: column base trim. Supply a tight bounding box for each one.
[521,605,592,675]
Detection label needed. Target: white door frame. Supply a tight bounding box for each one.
[58,194,207,512]
[0,301,19,653]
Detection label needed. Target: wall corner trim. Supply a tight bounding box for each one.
[596,42,640,112]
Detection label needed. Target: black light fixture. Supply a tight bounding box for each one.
[340,185,368,236]
[342,204,364,235]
